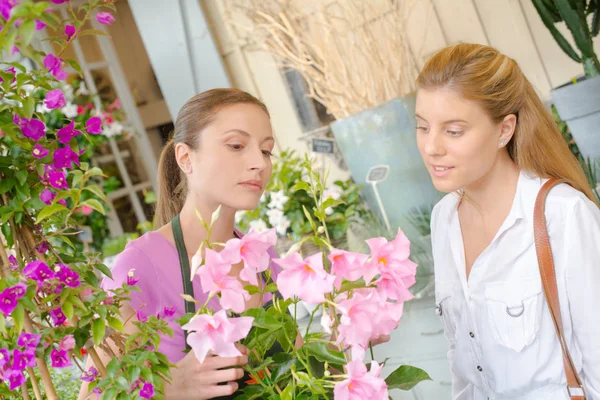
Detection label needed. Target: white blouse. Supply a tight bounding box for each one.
[431,170,600,400]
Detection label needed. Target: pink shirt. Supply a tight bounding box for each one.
[101,230,280,363]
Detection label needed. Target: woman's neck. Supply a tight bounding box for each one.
[461,154,521,215]
[178,197,237,257]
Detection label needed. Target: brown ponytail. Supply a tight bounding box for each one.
[417,43,597,205]
[154,88,270,227]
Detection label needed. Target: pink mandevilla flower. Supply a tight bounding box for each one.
[198,249,249,313]
[334,360,389,400]
[182,310,253,363]
[220,228,276,285]
[274,252,335,304]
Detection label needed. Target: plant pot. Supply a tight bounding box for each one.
[330,96,441,240]
[552,75,600,160]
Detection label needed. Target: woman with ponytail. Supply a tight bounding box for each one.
[80,88,279,399]
[417,43,600,399]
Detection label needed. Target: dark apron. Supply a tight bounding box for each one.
[170,215,282,399]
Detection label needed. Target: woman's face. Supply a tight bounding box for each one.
[415,87,515,193]
[179,103,275,211]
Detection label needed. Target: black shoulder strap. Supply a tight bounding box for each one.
[171,215,195,349]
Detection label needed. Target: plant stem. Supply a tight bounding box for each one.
[24,314,58,399]
[304,305,319,338]
[87,347,108,378]
[27,368,43,400]
[20,383,30,400]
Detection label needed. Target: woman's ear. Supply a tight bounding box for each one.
[499,114,517,147]
[175,143,192,175]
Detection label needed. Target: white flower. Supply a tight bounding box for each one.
[249,219,268,233]
[235,210,247,224]
[322,187,342,201]
[325,207,334,216]
[63,84,74,102]
[61,103,78,118]
[275,215,291,236]
[268,190,289,210]
[266,208,284,226]
[21,84,35,95]
[78,82,89,95]
[104,122,123,137]
[36,103,52,114]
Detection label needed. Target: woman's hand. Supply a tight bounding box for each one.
[164,344,249,400]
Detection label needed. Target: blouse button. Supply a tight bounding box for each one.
[477,366,483,372]
[469,332,475,338]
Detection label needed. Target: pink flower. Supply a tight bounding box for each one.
[18,118,46,141]
[220,228,276,285]
[162,306,176,318]
[328,249,369,289]
[182,310,253,363]
[45,89,65,109]
[64,24,76,40]
[0,283,27,316]
[36,241,48,254]
[334,360,388,400]
[51,0,70,3]
[17,332,41,349]
[364,229,416,283]
[6,369,25,391]
[49,308,66,326]
[23,261,54,283]
[274,252,335,304]
[50,348,71,368]
[336,291,380,351]
[374,271,415,303]
[43,54,68,81]
[85,116,102,134]
[32,144,49,159]
[0,66,16,83]
[139,382,155,399]
[96,11,115,25]
[40,189,56,205]
[42,165,68,190]
[126,269,138,286]
[80,366,98,383]
[56,120,82,144]
[59,335,75,352]
[53,147,80,169]
[198,249,250,313]
[35,19,46,30]
[137,310,147,323]
[0,0,18,21]
[12,348,35,370]
[56,264,81,288]
[8,255,18,271]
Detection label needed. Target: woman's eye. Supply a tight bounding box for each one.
[228,144,243,150]
[447,130,463,137]
[416,126,428,132]
[262,150,273,157]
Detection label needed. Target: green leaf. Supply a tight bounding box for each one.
[19,19,36,46]
[79,29,111,38]
[12,303,24,332]
[101,386,119,400]
[303,342,346,366]
[65,59,83,78]
[83,184,108,202]
[24,94,35,119]
[95,263,113,279]
[264,283,278,293]
[243,308,280,329]
[15,170,27,186]
[62,301,74,320]
[87,167,105,177]
[0,179,15,195]
[292,181,310,193]
[92,318,106,345]
[270,353,299,382]
[81,198,106,215]
[108,316,124,332]
[36,203,68,222]
[244,285,261,295]
[280,384,293,400]
[385,365,432,391]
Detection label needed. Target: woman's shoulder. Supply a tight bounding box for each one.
[102,231,176,289]
[431,192,460,225]
[543,180,598,219]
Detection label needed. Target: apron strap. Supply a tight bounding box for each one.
[171,215,195,349]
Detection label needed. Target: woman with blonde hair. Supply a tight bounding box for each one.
[416,43,600,399]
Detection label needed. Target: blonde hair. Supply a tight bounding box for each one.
[417,43,597,205]
[155,89,270,227]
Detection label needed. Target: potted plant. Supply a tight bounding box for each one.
[236,150,374,256]
[532,0,600,159]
